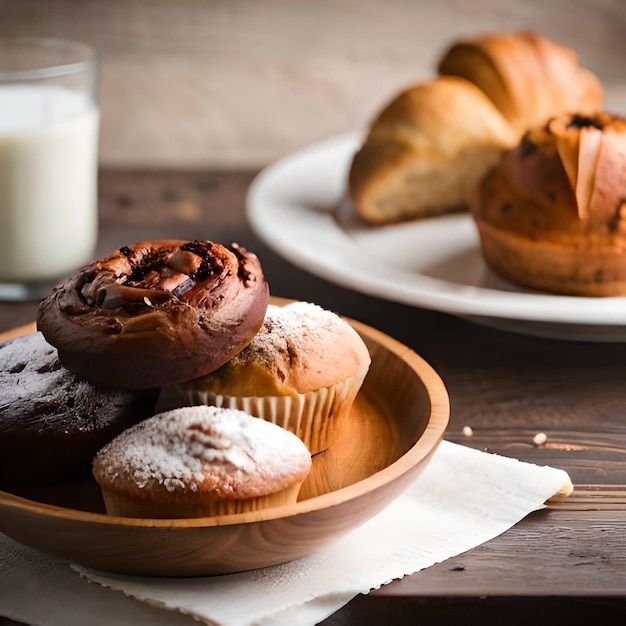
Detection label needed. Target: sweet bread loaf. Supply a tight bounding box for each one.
[470,112,626,296]
[348,76,518,225]
[349,31,603,225]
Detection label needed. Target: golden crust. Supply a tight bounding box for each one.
[349,77,518,225]
[181,302,372,396]
[471,112,626,296]
[438,31,603,135]
[472,219,626,296]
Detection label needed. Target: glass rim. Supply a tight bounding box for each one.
[0,36,98,81]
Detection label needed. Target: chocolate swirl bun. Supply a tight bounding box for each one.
[37,240,269,389]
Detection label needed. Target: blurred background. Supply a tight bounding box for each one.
[1,0,624,170]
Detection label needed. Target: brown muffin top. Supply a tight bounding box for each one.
[471,111,626,245]
[180,302,371,396]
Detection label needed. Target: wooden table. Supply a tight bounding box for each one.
[1,171,626,625]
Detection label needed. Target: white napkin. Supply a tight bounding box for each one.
[0,440,572,626]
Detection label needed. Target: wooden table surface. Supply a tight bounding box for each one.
[1,170,626,625]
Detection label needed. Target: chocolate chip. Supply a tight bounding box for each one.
[566,115,604,130]
[519,134,537,157]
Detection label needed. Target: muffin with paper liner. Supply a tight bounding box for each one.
[158,301,371,454]
[92,405,312,519]
[470,111,626,296]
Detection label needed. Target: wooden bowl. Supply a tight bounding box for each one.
[0,314,449,577]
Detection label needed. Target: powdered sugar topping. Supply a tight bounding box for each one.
[93,405,312,499]
[233,301,364,369]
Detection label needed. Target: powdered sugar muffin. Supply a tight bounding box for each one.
[92,405,312,518]
[160,301,372,454]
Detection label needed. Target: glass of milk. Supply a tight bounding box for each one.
[0,37,99,301]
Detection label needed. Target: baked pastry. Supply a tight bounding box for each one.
[0,332,157,489]
[92,405,312,518]
[348,76,518,224]
[349,31,604,225]
[37,240,269,389]
[438,31,603,136]
[470,112,626,296]
[159,301,371,454]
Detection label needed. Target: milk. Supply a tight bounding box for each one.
[0,84,99,282]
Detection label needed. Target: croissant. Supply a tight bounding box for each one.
[348,76,518,225]
[349,31,603,225]
[470,112,626,296]
[438,31,603,136]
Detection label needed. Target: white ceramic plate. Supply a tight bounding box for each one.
[246,133,626,342]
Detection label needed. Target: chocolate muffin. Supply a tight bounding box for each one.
[0,332,158,489]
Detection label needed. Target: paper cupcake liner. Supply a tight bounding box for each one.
[172,377,363,454]
[100,482,304,519]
